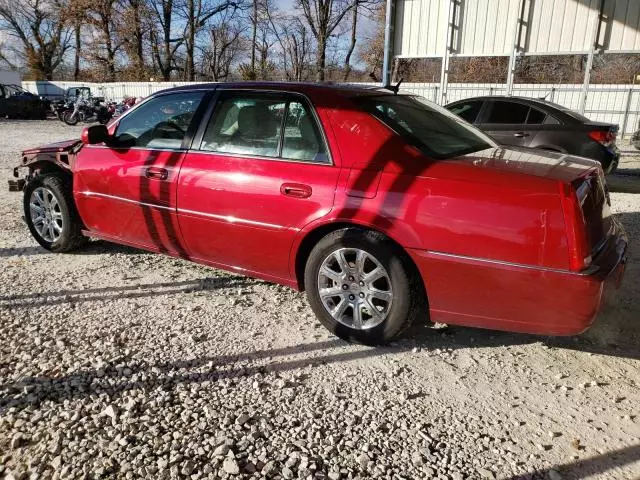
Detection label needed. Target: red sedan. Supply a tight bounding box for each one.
[13,83,628,344]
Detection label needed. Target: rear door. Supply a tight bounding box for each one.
[177,89,339,281]
[74,90,209,253]
[477,100,531,147]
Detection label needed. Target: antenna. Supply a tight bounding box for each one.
[383,78,404,95]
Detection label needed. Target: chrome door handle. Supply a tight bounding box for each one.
[145,167,168,180]
[514,132,529,138]
[281,183,312,199]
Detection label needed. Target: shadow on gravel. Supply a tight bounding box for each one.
[0,246,49,257]
[0,276,262,307]
[0,240,142,258]
[0,338,389,410]
[506,443,640,480]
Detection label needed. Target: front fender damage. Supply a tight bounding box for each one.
[9,139,82,191]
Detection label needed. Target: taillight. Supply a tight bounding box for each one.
[588,130,615,146]
[559,182,591,271]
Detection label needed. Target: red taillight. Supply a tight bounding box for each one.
[588,130,615,146]
[559,182,591,271]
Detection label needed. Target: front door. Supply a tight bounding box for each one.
[177,90,339,281]
[74,90,208,255]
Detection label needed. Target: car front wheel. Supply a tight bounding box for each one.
[23,174,87,252]
[305,228,424,345]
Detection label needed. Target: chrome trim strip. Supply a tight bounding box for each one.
[78,191,173,211]
[177,207,286,230]
[78,191,287,230]
[84,145,187,153]
[188,149,333,166]
[426,250,598,276]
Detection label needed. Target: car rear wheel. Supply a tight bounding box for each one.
[305,228,424,345]
[23,174,88,252]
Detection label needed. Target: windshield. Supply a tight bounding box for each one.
[355,94,495,159]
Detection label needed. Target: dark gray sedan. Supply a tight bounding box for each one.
[446,96,620,173]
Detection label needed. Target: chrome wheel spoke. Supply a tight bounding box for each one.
[319,285,344,299]
[364,267,385,285]
[354,250,367,277]
[319,265,342,284]
[331,297,349,319]
[370,289,393,303]
[334,250,350,274]
[352,303,363,329]
[30,203,44,214]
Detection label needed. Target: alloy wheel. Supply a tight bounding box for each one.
[29,187,63,243]
[317,248,393,330]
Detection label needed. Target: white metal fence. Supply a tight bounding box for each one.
[21,80,640,135]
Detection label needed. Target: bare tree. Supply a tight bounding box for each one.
[0,0,71,80]
[283,20,311,81]
[76,0,123,81]
[149,0,182,80]
[342,0,358,81]
[179,0,240,81]
[118,0,151,78]
[298,0,354,81]
[357,2,383,81]
[203,16,244,80]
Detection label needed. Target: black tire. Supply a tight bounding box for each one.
[62,110,78,125]
[304,228,425,345]
[23,173,88,253]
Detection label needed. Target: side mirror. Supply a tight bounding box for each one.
[81,125,110,145]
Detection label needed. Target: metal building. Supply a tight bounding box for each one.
[382,0,640,110]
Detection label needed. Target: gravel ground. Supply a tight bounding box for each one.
[1,120,639,480]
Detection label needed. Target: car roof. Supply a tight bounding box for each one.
[447,95,564,108]
[155,81,394,97]
[446,95,595,123]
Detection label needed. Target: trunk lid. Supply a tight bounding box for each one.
[458,146,600,183]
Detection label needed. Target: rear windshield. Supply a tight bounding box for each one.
[355,94,495,159]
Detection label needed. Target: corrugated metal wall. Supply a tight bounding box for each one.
[21,80,640,134]
[394,0,640,57]
[21,81,208,100]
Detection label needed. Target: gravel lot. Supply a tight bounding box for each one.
[1,120,639,480]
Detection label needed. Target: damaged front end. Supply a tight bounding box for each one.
[9,139,83,192]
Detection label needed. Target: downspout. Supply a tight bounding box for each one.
[382,0,396,86]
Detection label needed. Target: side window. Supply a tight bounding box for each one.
[485,101,529,124]
[282,101,328,162]
[449,101,482,123]
[114,91,205,149]
[201,94,285,158]
[201,92,329,163]
[526,108,547,124]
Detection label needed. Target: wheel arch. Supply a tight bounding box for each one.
[293,221,428,311]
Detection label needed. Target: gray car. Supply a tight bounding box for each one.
[446,96,620,173]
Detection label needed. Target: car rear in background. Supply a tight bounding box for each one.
[445,96,621,173]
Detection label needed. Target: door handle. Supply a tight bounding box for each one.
[145,167,168,180]
[514,132,529,138]
[281,183,312,199]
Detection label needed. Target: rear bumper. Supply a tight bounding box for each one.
[585,143,620,174]
[408,220,628,336]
